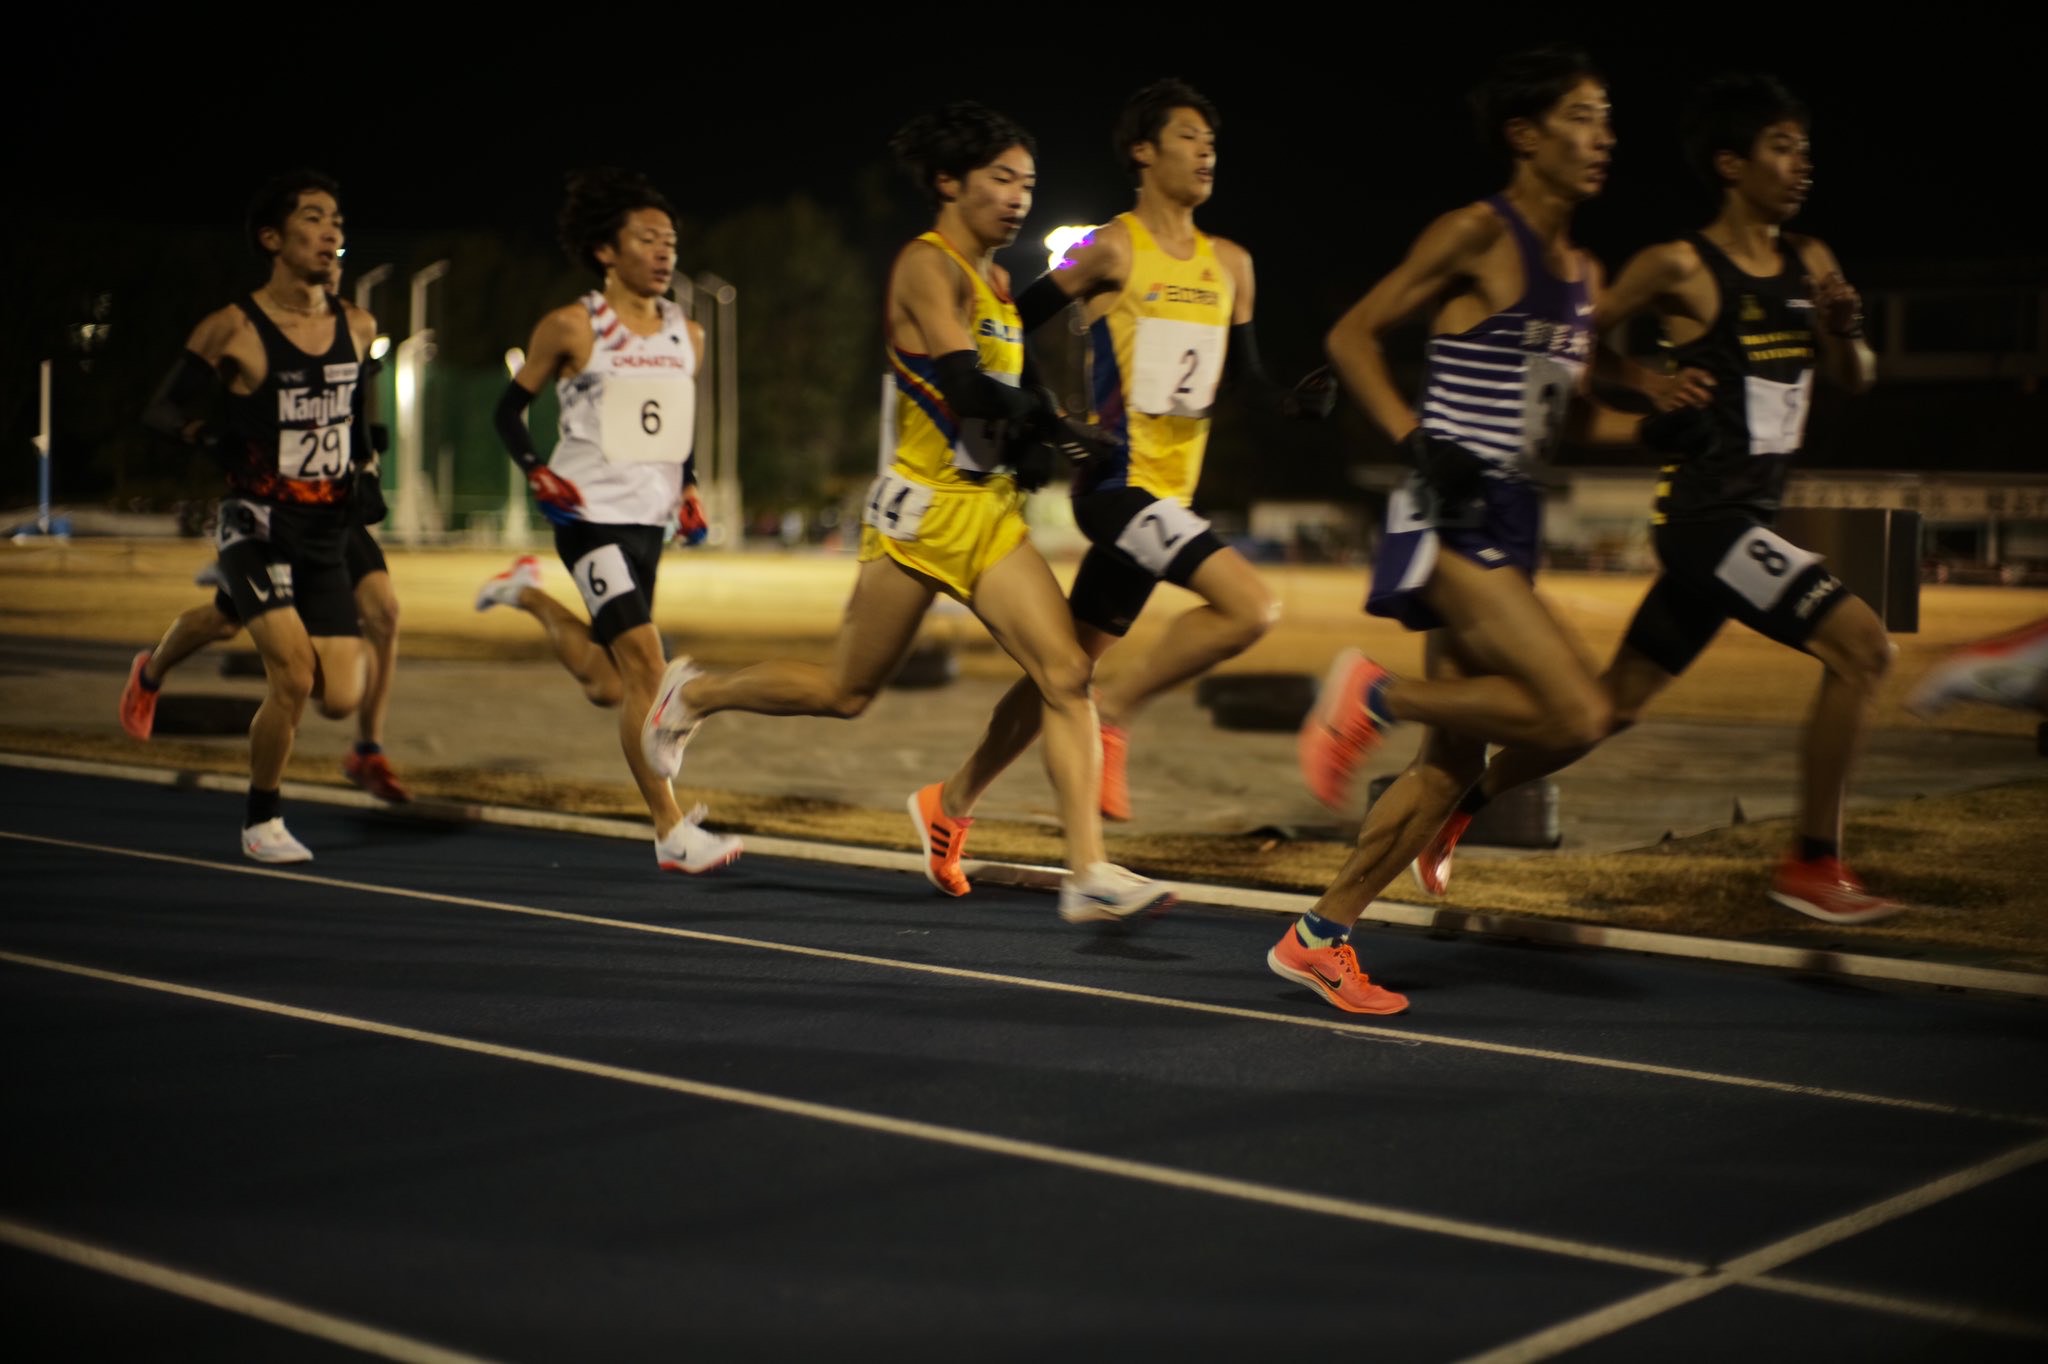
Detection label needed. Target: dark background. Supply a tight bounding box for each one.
[4,18,2038,518]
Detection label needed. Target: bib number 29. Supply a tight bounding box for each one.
[285,426,347,479]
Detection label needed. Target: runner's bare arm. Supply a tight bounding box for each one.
[1792,234,1876,394]
[1325,205,1502,442]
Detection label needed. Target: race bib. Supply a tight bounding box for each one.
[863,471,936,541]
[1714,526,1822,612]
[278,424,349,481]
[1112,497,1212,576]
[1130,317,1226,417]
[570,542,638,619]
[1518,354,1583,464]
[1744,372,1813,456]
[216,498,273,550]
[601,374,696,465]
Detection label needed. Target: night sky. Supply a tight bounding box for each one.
[14,22,2032,284]
[4,20,2037,496]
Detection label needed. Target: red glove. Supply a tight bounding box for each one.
[677,485,708,545]
[526,465,583,511]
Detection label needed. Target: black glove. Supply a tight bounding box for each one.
[1005,387,1119,492]
[1638,404,1718,459]
[1280,366,1338,420]
[352,467,390,526]
[1400,428,1493,506]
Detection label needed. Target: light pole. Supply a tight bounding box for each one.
[502,348,531,549]
[695,272,740,547]
[391,260,449,545]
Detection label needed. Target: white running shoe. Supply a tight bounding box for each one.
[1057,862,1177,924]
[475,555,543,612]
[642,656,704,779]
[1907,621,2048,719]
[655,803,743,874]
[242,818,313,864]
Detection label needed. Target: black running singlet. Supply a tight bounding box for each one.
[1651,233,1815,524]
[220,294,361,508]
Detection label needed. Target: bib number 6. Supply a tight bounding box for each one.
[641,400,661,435]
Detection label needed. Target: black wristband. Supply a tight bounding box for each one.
[932,351,1045,425]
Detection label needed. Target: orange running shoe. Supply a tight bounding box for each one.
[343,750,412,804]
[1100,723,1132,822]
[1266,923,1409,1016]
[1768,854,1904,925]
[909,782,973,897]
[119,650,158,741]
[1298,649,1392,811]
[1412,810,1473,897]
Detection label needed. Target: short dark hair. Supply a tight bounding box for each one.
[1113,78,1221,181]
[1469,46,1604,156]
[888,102,1035,208]
[557,167,677,280]
[245,169,341,258]
[1682,73,1810,188]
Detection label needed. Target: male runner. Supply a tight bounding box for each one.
[138,170,374,862]
[476,167,740,874]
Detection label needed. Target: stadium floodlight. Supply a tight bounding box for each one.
[1044,225,1093,273]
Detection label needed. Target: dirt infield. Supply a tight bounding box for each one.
[3,539,2042,737]
[4,540,2044,970]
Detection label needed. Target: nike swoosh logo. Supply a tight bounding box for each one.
[246,576,273,601]
[1311,967,1344,990]
[651,688,676,725]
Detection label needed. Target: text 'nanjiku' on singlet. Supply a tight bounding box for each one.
[1419,195,1593,479]
[1653,233,1816,524]
[549,292,697,527]
[879,231,1025,487]
[222,293,361,507]
[1082,212,1235,504]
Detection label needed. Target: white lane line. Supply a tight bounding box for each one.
[5,827,2042,1131]
[13,749,2046,1004]
[0,1216,500,1364]
[1457,1134,2048,1363]
[1750,1274,2048,1341]
[0,947,1701,1277]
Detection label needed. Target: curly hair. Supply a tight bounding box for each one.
[557,167,677,280]
[888,102,1036,208]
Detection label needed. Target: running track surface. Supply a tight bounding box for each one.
[3,768,2045,1362]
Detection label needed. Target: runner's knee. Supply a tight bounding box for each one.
[1553,686,1613,749]
[1033,648,1094,713]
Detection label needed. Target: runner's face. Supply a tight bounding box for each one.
[266,190,344,284]
[1734,120,1813,224]
[598,208,678,297]
[950,146,1035,249]
[1139,107,1216,206]
[1524,79,1614,201]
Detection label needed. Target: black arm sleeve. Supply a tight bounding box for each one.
[1223,321,1270,391]
[142,351,221,441]
[1015,274,1075,334]
[494,381,544,473]
[931,351,1049,425]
